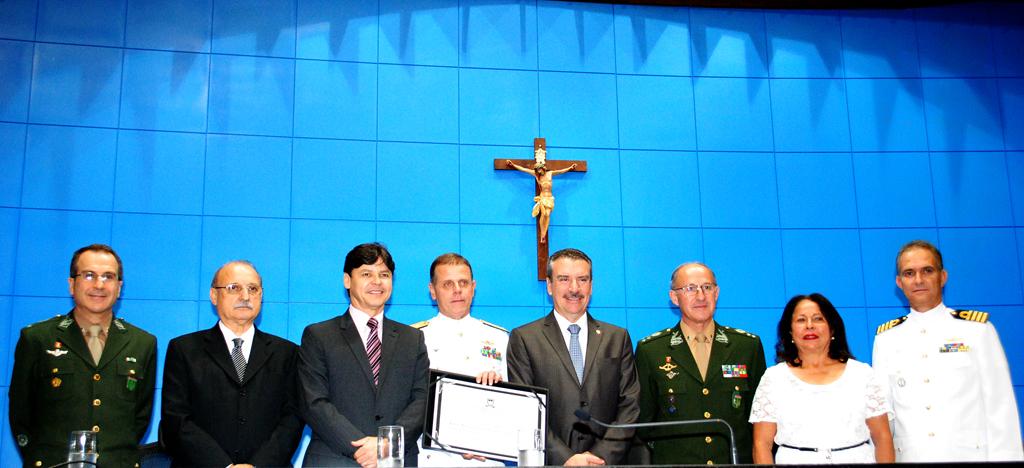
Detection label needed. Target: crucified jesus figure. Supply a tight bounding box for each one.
[506,148,577,244]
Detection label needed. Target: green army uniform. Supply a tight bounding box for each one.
[9,312,157,468]
[635,322,766,465]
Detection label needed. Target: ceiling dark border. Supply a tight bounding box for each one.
[572,0,967,9]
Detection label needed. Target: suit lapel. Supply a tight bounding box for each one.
[203,325,241,383]
[541,312,580,386]
[97,321,129,370]
[377,318,401,389]
[581,317,603,386]
[242,329,273,385]
[704,324,732,387]
[339,313,375,386]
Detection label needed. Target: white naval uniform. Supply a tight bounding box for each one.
[872,303,1023,462]
[414,314,509,467]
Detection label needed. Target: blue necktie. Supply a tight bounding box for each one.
[568,324,584,383]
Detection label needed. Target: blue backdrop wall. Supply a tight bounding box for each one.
[1,0,1022,465]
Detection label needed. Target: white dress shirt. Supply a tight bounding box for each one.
[553,311,589,362]
[218,321,255,362]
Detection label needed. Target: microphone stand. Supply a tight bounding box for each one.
[574,409,739,465]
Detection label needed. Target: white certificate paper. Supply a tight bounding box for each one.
[426,375,547,461]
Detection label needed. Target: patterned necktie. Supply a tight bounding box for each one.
[86,325,103,365]
[231,338,246,382]
[366,318,382,385]
[568,324,584,384]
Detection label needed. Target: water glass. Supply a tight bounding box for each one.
[67,430,98,467]
[377,425,404,468]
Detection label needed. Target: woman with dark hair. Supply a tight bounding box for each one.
[749,294,894,464]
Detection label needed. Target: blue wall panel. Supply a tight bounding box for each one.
[2,1,1023,465]
[36,0,125,47]
[29,44,122,127]
[294,60,377,140]
[0,124,26,207]
[851,152,936,228]
[114,130,207,215]
[613,4,691,76]
[765,10,843,78]
[846,78,927,152]
[119,50,210,132]
[775,152,857,228]
[0,40,32,122]
[125,0,212,53]
[378,64,458,143]
[212,0,295,57]
[295,0,378,62]
[291,139,377,220]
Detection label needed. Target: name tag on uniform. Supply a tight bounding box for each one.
[722,364,748,378]
[940,342,969,353]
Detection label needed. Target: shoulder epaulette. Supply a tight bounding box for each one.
[875,316,908,335]
[411,320,430,329]
[480,319,508,333]
[639,327,674,345]
[722,326,759,339]
[952,309,989,324]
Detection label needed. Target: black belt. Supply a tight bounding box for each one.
[779,440,869,452]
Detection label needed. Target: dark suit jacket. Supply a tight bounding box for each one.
[298,311,429,467]
[160,325,303,467]
[507,312,641,465]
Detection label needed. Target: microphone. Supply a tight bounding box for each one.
[574,409,739,465]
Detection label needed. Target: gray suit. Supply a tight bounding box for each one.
[507,312,641,465]
[298,312,429,466]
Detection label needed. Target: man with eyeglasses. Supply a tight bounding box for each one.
[298,243,429,467]
[9,244,158,467]
[634,262,766,465]
[507,248,641,466]
[872,240,1022,462]
[160,260,303,466]
[412,253,507,467]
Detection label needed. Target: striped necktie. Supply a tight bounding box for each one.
[366,318,382,385]
[231,338,246,382]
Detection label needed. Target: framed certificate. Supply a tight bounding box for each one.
[423,370,547,462]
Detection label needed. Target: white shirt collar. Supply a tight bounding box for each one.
[433,313,477,329]
[553,310,589,357]
[907,302,948,322]
[349,305,384,347]
[218,321,256,362]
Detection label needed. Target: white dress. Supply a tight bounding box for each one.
[749,359,891,464]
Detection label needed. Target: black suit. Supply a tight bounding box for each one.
[507,312,641,465]
[298,311,429,466]
[160,325,303,467]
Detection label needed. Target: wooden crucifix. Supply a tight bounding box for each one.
[494,138,587,280]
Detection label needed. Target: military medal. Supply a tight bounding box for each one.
[732,391,742,409]
[51,377,62,388]
[127,369,138,391]
[659,357,678,372]
[721,364,748,378]
[940,342,969,353]
[897,377,906,387]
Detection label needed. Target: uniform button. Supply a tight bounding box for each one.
[667,388,674,394]
[921,354,927,359]
[92,425,100,432]
[35,462,42,467]
[375,415,382,421]
[93,399,101,407]
[705,436,712,444]
[702,388,709,395]
[52,368,58,374]
[926,405,931,410]
[581,401,588,407]
[93,374,101,381]
[239,391,247,397]
[924,378,930,384]
[239,417,247,424]
[920,329,926,334]
[706,460,713,465]
[703,411,711,419]
[928,432,935,437]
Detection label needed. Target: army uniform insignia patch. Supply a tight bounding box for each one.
[722,364,748,378]
[715,328,729,344]
[659,356,678,372]
[732,391,743,409]
[51,377,62,388]
[876,316,908,335]
[669,331,684,347]
[46,348,68,357]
